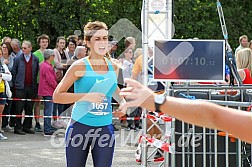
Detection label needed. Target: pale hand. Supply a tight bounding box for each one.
[3,59,9,64]
[119,78,155,111]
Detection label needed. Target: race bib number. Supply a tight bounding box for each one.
[89,97,111,115]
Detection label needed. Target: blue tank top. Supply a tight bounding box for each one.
[71,57,117,126]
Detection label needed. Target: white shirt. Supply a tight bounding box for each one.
[24,54,31,62]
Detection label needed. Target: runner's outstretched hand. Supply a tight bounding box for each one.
[119,78,155,111]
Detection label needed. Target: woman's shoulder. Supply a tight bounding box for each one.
[67,59,86,77]
[53,48,60,55]
[71,58,85,66]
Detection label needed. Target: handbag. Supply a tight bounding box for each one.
[5,81,12,98]
[56,70,63,83]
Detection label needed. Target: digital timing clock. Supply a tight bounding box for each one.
[153,39,225,82]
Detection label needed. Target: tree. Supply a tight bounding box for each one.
[0,0,251,50]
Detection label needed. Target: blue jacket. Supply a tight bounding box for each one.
[12,53,39,90]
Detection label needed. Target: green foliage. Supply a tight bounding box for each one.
[0,0,251,50]
[173,0,252,48]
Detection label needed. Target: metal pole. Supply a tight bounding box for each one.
[165,0,174,166]
[142,0,149,166]
[167,0,173,39]
[217,2,242,166]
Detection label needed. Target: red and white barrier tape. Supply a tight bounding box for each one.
[0,97,122,105]
[0,113,174,121]
[140,135,175,154]
[113,117,141,121]
[0,114,70,119]
[0,115,140,120]
[0,97,52,102]
[146,113,173,122]
[0,98,171,122]
[0,114,140,120]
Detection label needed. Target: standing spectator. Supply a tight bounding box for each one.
[2,37,11,44]
[10,39,22,57]
[118,37,137,128]
[122,48,134,84]
[236,48,252,84]
[12,40,39,135]
[118,37,137,87]
[67,45,87,67]
[122,48,141,131]
[109,41,118,58]
[124,36,136,50]
[133,48,142,63]
[1,42,14,131]
[33,34,50,132]
[33,34,50,63]
[73,45,87,59]
[66,39,76,59]
[5,38,22,128]
[38,49,58,136]
[53,36,69,83]
[0,46,2,61]
[67,35,78,46]
[53,37,69,127]
[78,38,83,46]
[0,46,12,140]
[249,40,252,50]
[235,35,248,57]
[1,42,14,71]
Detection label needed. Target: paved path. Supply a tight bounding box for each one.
[0,125,147,167]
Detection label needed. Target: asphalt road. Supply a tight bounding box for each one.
[0,123,151,167]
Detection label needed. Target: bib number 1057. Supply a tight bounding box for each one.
[90,97,111,113]
[91,103,108,110]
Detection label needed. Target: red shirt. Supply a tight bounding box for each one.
[38,61,58,96]
[243,68,252,84]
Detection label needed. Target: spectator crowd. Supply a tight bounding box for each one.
[0,34,143,140]
[0,33,252,141]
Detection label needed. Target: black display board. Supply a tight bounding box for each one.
[154,40,225,82]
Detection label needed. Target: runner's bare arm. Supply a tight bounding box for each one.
[120,78,252,143]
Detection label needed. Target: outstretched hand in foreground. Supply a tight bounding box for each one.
[119,78,155,111]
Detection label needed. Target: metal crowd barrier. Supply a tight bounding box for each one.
[168,84,252,167]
